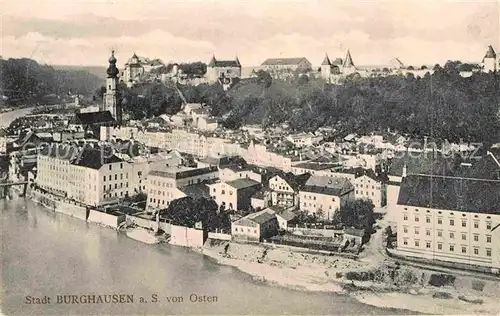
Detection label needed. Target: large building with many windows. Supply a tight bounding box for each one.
[396,174,500,273]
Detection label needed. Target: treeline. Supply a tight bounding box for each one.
[218,62,500,145]
[0,58,104,105]
[118,60,499,145]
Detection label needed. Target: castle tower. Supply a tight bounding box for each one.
[103,50,121,124]
[342,49,357,75]
[482,45,497,73]
[321,53,332,81]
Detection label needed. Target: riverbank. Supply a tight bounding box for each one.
[197,241,500,315]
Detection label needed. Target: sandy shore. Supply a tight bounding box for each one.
[196,242,500,315]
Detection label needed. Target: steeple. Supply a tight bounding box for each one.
[208,54,217,67]
[235,54,241,67]
[106,50,119,78]
[343,49,355,68]
[321,53,331,66]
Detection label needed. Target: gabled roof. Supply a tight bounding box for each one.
[208,55,241,68]
[484,45,497,59]
[273,172,311,191]
[397,174,500,214]
[343,50,356,68]
[261,57,311,66]
[246,209,277,224]
[321,54,331,66]
[72,148,123,170]
[301,176,354,196]
[71,111,115,125]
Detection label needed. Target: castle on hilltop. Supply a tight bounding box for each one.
[320,50,359,83]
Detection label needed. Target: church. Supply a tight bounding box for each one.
[68,51,121,140]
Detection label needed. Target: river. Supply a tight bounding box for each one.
[0,107,35,128]
[0,200,413,315]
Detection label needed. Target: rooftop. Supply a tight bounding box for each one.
[398,174,500,214]
[226,178,260,190]
[149,166,218,180]
[261,57,311,66]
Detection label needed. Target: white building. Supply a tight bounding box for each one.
[299,176,354,220]
[145,166,218,210]
[396,174,500,273]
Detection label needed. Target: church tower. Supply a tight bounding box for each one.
[103,51,121,124]
[321,53,332,81]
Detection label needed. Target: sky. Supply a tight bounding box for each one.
[1,0,499,68]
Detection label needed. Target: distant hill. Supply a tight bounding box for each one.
[53,65,107,79]
[0,59,105,105]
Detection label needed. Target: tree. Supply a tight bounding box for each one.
[333,199,375,231]
[256,70,272,88]
[407,65,415,70]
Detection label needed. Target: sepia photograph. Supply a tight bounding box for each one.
[0,0,499,315]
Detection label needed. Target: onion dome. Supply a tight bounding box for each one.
[108,50,117,64]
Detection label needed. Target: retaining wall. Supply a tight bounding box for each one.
[170,225,204,248]
[88,210,125,229]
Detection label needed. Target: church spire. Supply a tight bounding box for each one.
[235,54,241,67]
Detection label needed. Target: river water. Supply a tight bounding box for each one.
[0,200,412,315]
[0,107,35,128]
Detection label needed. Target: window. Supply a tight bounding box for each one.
[462,221,466,228]
[437,218,442,224]
[120,163,123,169]
[437,243,442,250]
[486,222,492,230]
[403,227,408,233]
[462,234,466,241]
[426,217,431,223]
[486,249,492,257]
[450,232,454,239]
[450,219,454,226]
[103,176,106,182]
[115,174,118,180]
[414,240,420,247]
[109,165,112,171]
[437,231,442,237]
[426,241,431,248]
[235,228,238,232]
[120,174,123,180]
[403,239,408,245]
[474,222,479,229]
[254,230,257,234]
[474,235,479,242]
[426,229,430,236]
[486,235,491,243]
[415,216,419,222]
[414,228,419,235]
[109,175,112,181]
[474,248,479,255]
[450,245,455,252]
[403,214,408,221]
[462,246,467,254]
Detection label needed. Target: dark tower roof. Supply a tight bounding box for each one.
[107,50,119,78]
[235,55,241,67]
[484,45,497,59]
[321,53,331,66]
[343,50,355,68]
[208,54,217,67]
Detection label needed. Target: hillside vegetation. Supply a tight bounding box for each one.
[0,58,104,105]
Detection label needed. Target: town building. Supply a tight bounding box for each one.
[36,144,77,196]
[69,111,116,140]
[209,178,261,211]
[145,166,218,210]
[250,187,272,209]
[299,176,354,220]
[266,206,298,230]
[231,208,279,242]
[69,148,131,206]
[205,54,242,84]
[396,174,500,273]
[122,53,165,86]
[218,164,262,183]
[269,172,311,208]
[353,169,388,208]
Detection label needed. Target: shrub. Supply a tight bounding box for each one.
[428,274,456,287]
